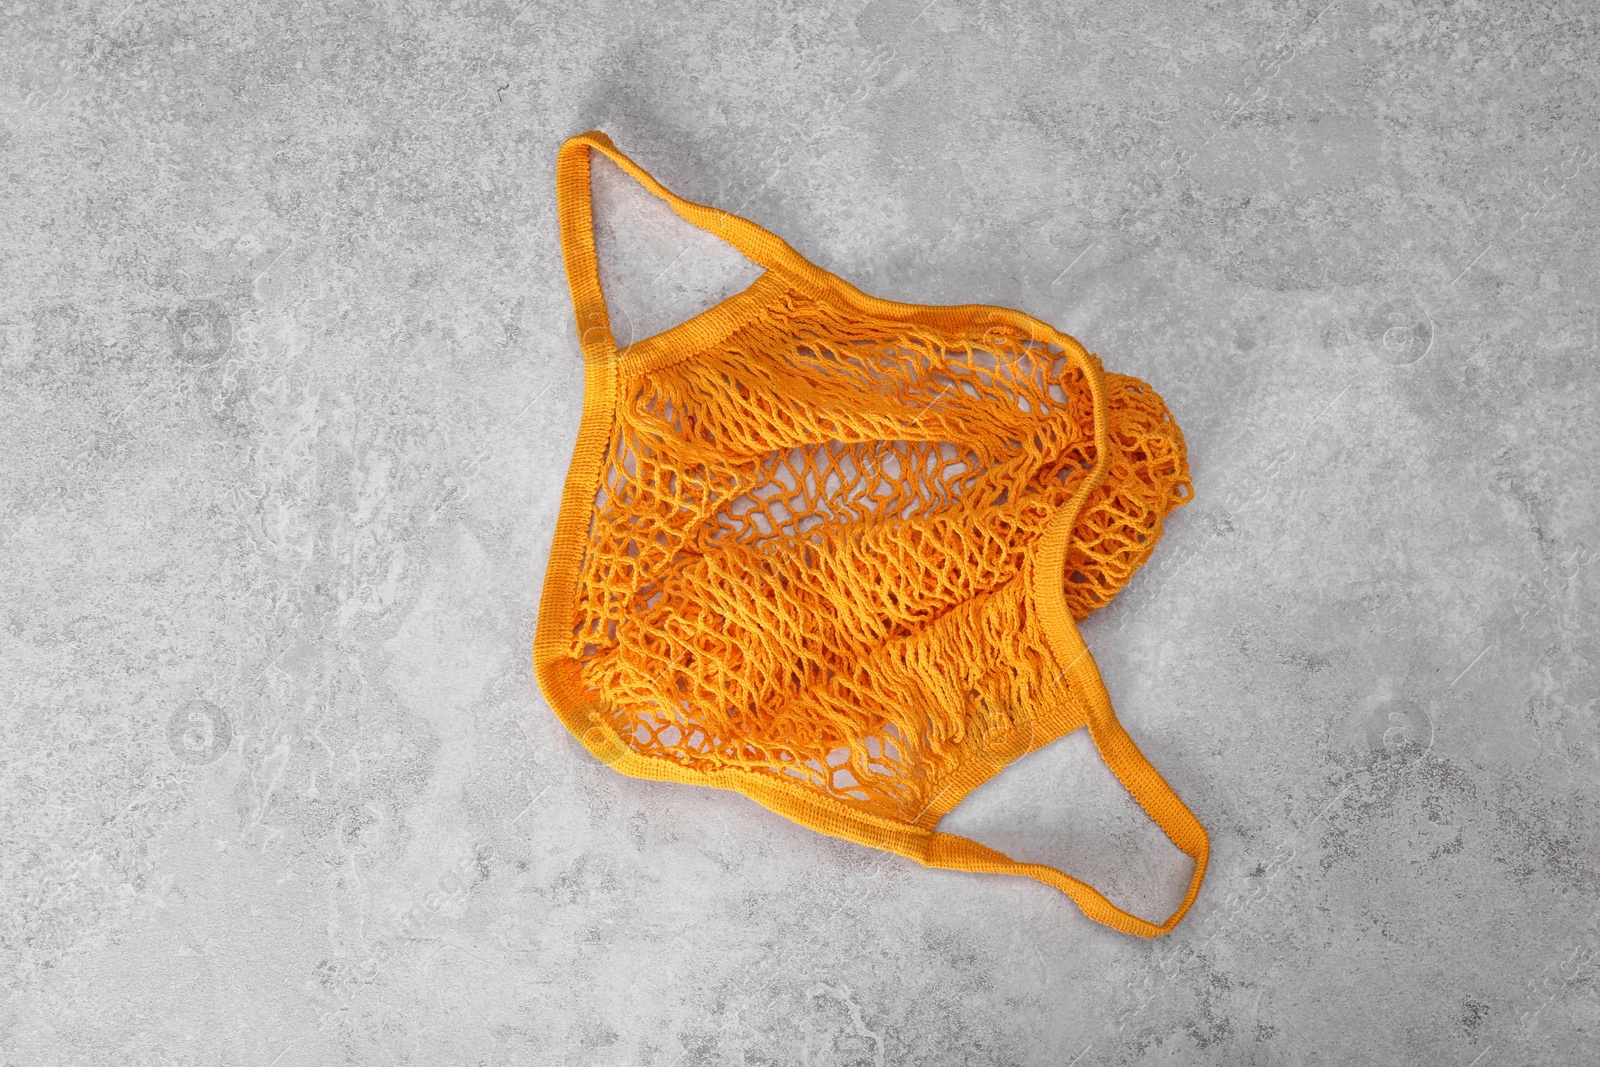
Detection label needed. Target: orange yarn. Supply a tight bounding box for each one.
[534,131,1210,937]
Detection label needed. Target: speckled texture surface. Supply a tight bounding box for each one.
[3,1,1598,1064]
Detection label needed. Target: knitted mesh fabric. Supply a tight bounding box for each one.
[535,131,1210,938]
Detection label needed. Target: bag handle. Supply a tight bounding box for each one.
[555,130,802,359]
[923,635,1211,938]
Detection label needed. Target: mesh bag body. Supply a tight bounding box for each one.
[534,132,1209,937]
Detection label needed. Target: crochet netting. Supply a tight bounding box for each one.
[535,131,1211,938]
[577,311,1188,812]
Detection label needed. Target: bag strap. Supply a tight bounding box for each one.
[924,633,1211,938]
[555,130,802,359]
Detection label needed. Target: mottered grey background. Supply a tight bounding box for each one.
[3,0,1598,1064]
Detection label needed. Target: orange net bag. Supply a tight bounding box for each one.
[534,132,1208,937]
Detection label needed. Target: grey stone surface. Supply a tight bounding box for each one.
[3,0,1597,1063]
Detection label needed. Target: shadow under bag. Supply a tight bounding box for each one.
[534,130,1210,937]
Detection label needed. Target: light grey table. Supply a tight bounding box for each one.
[3,2,1596,1064]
